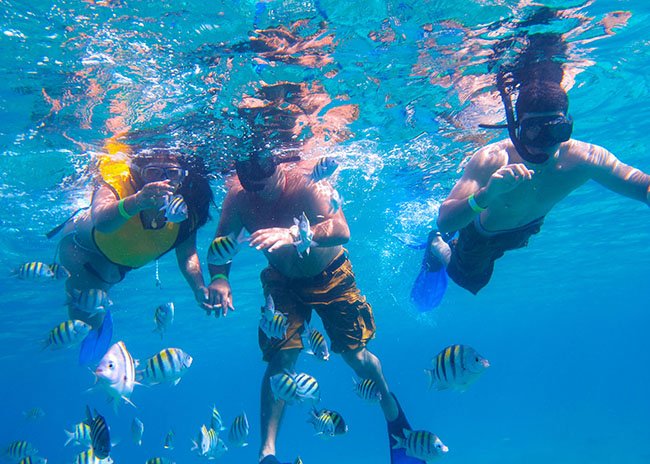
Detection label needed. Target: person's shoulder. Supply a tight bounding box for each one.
[467,140,510,170]
[223,175,247,204]
[564,139,613,164]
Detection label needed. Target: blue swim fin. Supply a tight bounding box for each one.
[387,394,425,464]
[260,455,290,464]
[79,309,113,366]
[409,231,448,312]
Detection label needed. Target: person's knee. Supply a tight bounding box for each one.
[266,348,300,375]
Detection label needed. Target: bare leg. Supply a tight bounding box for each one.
[341,347,398,422]
[259,348,300,462]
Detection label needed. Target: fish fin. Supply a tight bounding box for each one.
[64,429,74,447]
[172,378,181,386]
[123,396,136,408]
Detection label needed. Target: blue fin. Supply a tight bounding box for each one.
[388,394,425,464]
[260,455,290,464]
[79,309,113,366]
[409,231,448,312]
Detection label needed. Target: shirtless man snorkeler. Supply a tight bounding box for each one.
[205,153,423,464]
[427,79,650,294]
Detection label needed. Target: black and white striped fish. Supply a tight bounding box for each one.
[207,229,247,265]
[425,344,489,392]
[210,405,226,432]
[22,407,45,422]
[49,263,71,280]
[41,320,91,351]
[307,408,335,438]
[131,417,144,447]
[95,341,136,408]
[259,295,289,340]
[17,457,47,464]
[13,262,54,281]
[322,409,348,435]
[353,378,382,404]
[391,429,448,461]
[145,458,173,464]
[302,323,329,361]
[164,429,174,450]
[228,412,249,447]
[85,406,111,460]
[192,425,227,458]
[160,194,188,223]
[4,441,38,459]
[72,449,113,464]
[65,422,91,447]
[270,371,299,404]
[153,302,174,338]
[293,212,315,258]
[136,347,193,386]
[306,157,339,184]
[293,372,320,403]
[66,288,112,316]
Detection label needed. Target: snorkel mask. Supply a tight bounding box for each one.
[235,152,277,192]
[483,74,573,164]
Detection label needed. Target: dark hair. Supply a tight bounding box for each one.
[515,80,568,118]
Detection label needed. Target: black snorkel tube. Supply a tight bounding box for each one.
[481,72,552,165]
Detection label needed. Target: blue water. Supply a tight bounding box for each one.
[2,0,650,463]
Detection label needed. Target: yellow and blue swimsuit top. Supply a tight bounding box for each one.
[92,149,180,269]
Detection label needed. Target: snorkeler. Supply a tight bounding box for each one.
[205,153,424,464]
[416,78,650,298]
[52,145,214,364]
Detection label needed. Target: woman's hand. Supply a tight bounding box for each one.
[134,180,176,210]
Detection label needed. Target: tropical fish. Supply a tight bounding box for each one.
[293,372,320,404]
[328,188,343,214]
[4,441,38,459]
[292,212,315,257]
[163,429,174,450]
[270,371,299,404]
[322,409,347,435]
[211,405,226,432]
[191,425,227,458]
[302,323,329,361]
[160,194,188,223]
[136,348,193,386]
[353,378,382,404]
[22,407,45,422]
[131,417,144,446]
[425,344,489,392]
[391,429,448,461]
[207,229,247,265]
[66,288,112,316]
[41,320,91,351]
[49,263,71,280]
[228,412,249,447]
[306,408,334,438]
[294,458,304,464]
[306,157,339,184]
[85,406,111,460]
[65,422,92,447]
[72,449,113,464]
[259,295,289,340]
[153,302,174,338]
[13,262,54,281]
[94,341,136,407]
[17,457,47,464]
[145,458,174,464]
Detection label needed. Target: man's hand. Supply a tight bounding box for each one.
[200,278,235,317]
[249,227,295,253]
[485,163,534,198]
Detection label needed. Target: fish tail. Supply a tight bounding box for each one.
[425,368,435,390]
[64,429,74,447]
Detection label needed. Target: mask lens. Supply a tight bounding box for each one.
[236,154,276,192]
[141,166,186,182]
[518,115,573,147]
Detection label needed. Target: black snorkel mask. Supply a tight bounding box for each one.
[482,75,573,164]
[235,153,277,192]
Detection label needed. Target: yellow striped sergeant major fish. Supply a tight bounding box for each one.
[14,262,54,280]
[228,412,249,447]
[41,320,91,351]
[293,372,320,403]
[391,429,448,461]
[136,348,193,386]
[270,371,299,404]
[425,344,489,392]
[302,322,329,361]
[4,441,38,460]
[353,378,382,404]
[207,229,247,265]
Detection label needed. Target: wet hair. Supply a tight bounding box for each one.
[515,80,568,118]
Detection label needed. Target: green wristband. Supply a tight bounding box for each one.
[210,273,229,283]
[118,198,134,219]
[467,193,486,213]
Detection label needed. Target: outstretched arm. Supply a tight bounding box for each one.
[587,144,650,204]
[175,233,212,311]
